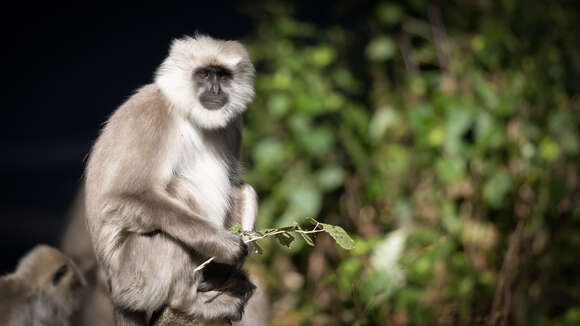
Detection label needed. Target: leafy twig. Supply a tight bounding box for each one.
[194,218,354,273]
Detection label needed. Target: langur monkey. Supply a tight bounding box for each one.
[85,34,260,325]
[0,245,85,326]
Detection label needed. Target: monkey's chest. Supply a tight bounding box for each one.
[175,145,233,228]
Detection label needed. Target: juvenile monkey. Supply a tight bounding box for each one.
[85,34,259,324]
[0,245,85,326]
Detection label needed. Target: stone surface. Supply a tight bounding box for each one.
[151,308,231,326]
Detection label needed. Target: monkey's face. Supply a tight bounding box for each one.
[156,35,255,129]
[15,245,85,318]
[194,65,232,111]
[44,260,85,304]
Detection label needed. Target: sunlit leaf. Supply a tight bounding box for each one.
[299,232,315,246]
[229,224,242,233]
[436,156,466,183]
[482,171,512,208]
[366,36,397,61]
[268,93,290,118]
[316,165,345,191]
[539,137,560,161]
[319,223,355,250]
[310,46,336,67]
[253,138,284,169]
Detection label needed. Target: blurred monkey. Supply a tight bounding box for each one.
[0,245,85,326]
[60,187,114,326]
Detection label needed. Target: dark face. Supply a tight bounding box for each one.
[194,65,232,110]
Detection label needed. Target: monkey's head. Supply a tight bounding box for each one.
[155,34,255,129]
[15,245,85,319]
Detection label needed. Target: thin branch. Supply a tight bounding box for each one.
[489,220,524,326]
[398,31,418,75]
[193,256,215,272]
[428,2,450,71]
[195,223,324,273]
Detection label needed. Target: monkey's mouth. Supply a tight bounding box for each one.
[199,92,229,110]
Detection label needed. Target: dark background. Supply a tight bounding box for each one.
[0,1,255,273]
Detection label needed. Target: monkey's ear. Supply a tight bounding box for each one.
[51,264,68,285]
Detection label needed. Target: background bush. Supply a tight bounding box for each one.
[237,1,580,325]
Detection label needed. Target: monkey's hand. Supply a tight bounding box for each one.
[199,231,248,265]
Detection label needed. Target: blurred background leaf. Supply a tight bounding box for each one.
[239,1,580,325]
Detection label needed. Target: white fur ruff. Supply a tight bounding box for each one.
[175,117,232,226]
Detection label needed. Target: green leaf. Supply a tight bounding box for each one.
[275,231,295,247]
[302,127,335,157]
[295,222,316,246]
[268,93,290,118]
[539,137,560,161]
[229,224,242,233]
[316,165,345,191]
[320,223,355,250]
[310,46,336,67]
[306,217,319,225]
[250,241,264,255]
[253,138,284,169]
[482,171,513,208]
[369,107,399,143]
[376,3,403,25]
[288,184,322,217]
[436,156,466,183]
[366,36,397,61]
[300,232,315,246]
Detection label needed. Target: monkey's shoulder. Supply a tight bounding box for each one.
[103,84,175,142]
[112,84,169,121]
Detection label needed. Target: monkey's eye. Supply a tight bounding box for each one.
[52,264,68,285]
[199,71,209,79]
[217,70,232,80]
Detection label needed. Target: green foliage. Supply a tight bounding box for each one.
[238,1,580,325]
[230,218,355,250]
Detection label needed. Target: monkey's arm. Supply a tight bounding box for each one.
[227,183,258,232]
[103,189,247,265]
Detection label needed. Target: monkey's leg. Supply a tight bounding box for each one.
[239,183,258,232]
[113,307,147,326]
